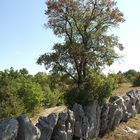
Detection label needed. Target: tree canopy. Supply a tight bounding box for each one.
[37,0,124,87]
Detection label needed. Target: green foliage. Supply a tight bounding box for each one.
[34,72,64,107]
[116,71,127,84]
[133,72,140,87]
[64,71,115,106]
[37,0,124,88]
[45,86,64,107]
[124,69,137,82]
[18,81,45,113]
[0,68,66,119]
[0,68,25,120]
[0,68,47,120]
[107,73,119,89]
[0,94,24,120]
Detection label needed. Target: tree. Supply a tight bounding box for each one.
[124,69,137,82]
[37,0,124,87]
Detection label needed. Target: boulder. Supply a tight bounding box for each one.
[126,90,140,116]
[0,118,19,140]
[108,96,124,130]
[84,101,102,138]
[72,103,89,139]
[16,115,40,140]
[52,110,75,140]
[99,104,109,136]
[36,113,58,140]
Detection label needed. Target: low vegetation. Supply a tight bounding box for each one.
[0,67,64,120]
[1,66,140,121]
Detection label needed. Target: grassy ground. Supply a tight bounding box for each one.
[113,82,140,96]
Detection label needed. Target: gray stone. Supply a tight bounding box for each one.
[52,110,75,140]
[0,118,19,140]
[72,103,89,139]
[84,101,102,138]
[99,105,109,136]
[36,113,58,140]
[108,96,124,130]
[16,115,40,140]
[126,90,140,115]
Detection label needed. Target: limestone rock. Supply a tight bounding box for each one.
[72,103,89,139]
[84,101,102,138]
[99,105,109,136]
[36,113,58,140]
[0,118,19,140]
[16,115,40,140]
[126,90,140,117]
[52,110,75,140]
[108,96,124,130]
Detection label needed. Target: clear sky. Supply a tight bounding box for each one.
[0,0,140,74]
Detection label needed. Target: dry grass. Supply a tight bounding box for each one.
[31,105,67,124]
[99,115,140,140]
[113,82,140,96]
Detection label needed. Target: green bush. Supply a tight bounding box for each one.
[0,68,46,119]
[44,86,64,107]
[64,71,115,107]
[133,72,140,86]
[18,81,45,113]
[0,94,25,120]
[124,69,137,82]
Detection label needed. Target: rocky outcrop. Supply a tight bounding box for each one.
[1,90,140,140]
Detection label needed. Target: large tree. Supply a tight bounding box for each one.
[37,0,124,87]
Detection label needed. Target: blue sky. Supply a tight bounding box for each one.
[0,0,140,74]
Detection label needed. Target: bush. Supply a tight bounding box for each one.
[133,72,140,86]
[44,86,64,107]
[0,68,46,119]
[124,69,137,82]
[64,71,115,107]
[0,94,25,120]
[18,81,45,113]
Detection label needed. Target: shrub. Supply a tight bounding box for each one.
[116,71,127,84]
[44,86,64,107]
[18,81,45,113]
[0,68,46,119]
[0,94,25,120]
[124,69,137,82]
[133,72,140,86]
[64,71,115,107]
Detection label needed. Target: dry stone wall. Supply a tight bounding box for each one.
[1,90,140,140]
